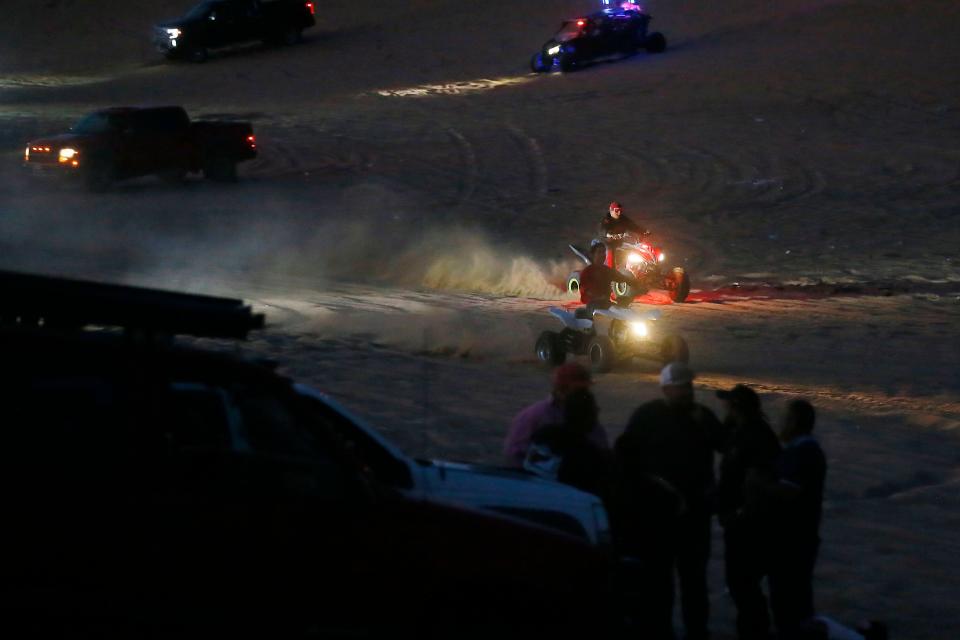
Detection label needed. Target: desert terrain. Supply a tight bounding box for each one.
[1,0,959,636]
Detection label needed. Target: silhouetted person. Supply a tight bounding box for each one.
[716,384,782,640]
[525,387,614,500]
[767,399,827,640]
[578,241,641,313]
[504,363,608,467]
[614,362,726,640]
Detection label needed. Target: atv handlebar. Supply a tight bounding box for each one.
[605,231,651,241]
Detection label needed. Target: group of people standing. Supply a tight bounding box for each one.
[504,361,883,640]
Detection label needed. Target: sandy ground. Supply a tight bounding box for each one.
[1,0,959,636]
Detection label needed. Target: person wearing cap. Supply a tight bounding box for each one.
[715,384,782,640]
[524,387,614,500]
[503,363,610,468]
[613,362,727,640]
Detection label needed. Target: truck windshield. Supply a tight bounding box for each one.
[555,21,586,42]
[185,0,221,20]
[71,113,113,134]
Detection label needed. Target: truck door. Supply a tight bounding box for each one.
[610,15,634,52]
[222,383,386,634]
[205,0,240,47]
[238,0,264,41]
[111,111,151,178]
[582,19,604,59]
[128,109,190,175]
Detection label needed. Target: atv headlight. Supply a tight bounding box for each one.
[630,321,648,338]
[58,148,77,163]
[166,28,181,39]
[658,252,666,263]
[627,252,643,265]
[547,45,562,56]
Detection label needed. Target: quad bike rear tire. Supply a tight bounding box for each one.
[530,53,549,73]
[659,334,690,365]
[666,267,690,303]
[587,335,616,373]
[646,32,667,54]
[536,331,566,366]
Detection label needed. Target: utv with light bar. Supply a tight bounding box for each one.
[531,6,666,73]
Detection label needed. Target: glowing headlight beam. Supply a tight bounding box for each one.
[548,45,562,56]
[626,252,643,265]
[658,252,666,262]
[166,28,181,39]
[630,321,648,338]
[59,148,77,160]
[373,75,531,98]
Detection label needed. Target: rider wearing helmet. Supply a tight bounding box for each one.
[579,241,641,312]
[601,201,649,242]
[599,201,650,269]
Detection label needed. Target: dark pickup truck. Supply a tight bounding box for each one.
[155,0,316,62]
[0,271,613,637]
[23,106,257,191]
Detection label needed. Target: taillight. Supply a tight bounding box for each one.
[247,134,256,148]
[305,2,314,15]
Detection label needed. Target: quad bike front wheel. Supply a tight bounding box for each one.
[536,331,566,366]
[587,335,616,373]
[530,53,549,73]
[665,267,691,303]
[567,271,581,295]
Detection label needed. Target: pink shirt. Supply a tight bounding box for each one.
[503,396,610,467]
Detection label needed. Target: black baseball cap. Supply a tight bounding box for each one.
[716,384,761,411]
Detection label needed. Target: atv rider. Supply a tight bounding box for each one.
[579,241,641,314]
[600,201,650,269]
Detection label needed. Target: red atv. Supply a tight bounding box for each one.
[567,233,691,303]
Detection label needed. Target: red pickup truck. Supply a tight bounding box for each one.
[23,106,257,191]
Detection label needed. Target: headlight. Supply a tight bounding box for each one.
[166,28,181,39]
[59,148,77,160]
[658,252,666,263]
[630,321,648,338]
[24,146,30,160]
[626,252,642,265]
[547,45,561,56]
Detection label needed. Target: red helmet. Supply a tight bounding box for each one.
[609,201,623,211]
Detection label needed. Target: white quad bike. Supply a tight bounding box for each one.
[536,304,688,373]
